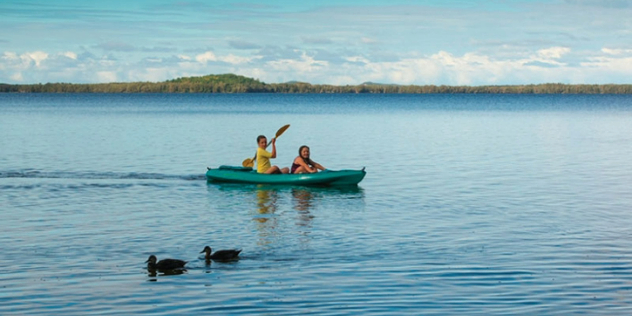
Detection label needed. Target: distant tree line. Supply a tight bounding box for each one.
[1,74,631,94]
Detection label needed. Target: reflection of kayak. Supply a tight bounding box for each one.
[206,166,366,186]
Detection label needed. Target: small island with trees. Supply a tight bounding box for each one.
[1,74,631,94]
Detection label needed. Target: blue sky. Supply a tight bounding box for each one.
[1,0,631,85]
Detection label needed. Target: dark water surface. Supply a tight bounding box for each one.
[1,94,632,315]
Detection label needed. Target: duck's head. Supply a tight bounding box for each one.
[200,246,212,255]
[145,255,157,265]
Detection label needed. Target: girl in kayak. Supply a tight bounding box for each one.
[291,145,326,174]
[256,135,289,174]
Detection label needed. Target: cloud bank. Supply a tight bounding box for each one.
[2,45,631,85]
[1,0,631,85]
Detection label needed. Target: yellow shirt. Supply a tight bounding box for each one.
[256,147,273,173]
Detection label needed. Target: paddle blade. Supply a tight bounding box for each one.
[242,158,254,168]
[275,124,290,138]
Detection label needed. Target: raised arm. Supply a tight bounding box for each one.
[270,138,277,158]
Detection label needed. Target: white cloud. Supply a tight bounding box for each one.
[10,72,24,81]
[345,56,370,64]
[194,51,255,65]
[536,47,571,60]
[23,51,49,67]
[601,48,632,55]
[2,51,49,69]
[62,51,77,60]
[431,51,458,67]
[128,68,174,82]
[361,37,378,44]
[267,52,328,73]
[2,52,19,61]
[99,59,116,67]
[220,54,255,65]
[96,71,117,82]
[361,59,426,84]
[583,55,632,71]
[195,51,217,63]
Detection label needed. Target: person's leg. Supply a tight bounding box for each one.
[293,166,307,174]
[281,167,289,174]
[265,166,281,174]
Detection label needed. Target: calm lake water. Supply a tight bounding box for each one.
[1,93,632,315]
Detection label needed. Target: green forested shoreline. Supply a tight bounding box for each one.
[1,74,631,94]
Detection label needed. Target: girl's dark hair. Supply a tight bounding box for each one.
[298,145,311,165]
[257,135,266,143]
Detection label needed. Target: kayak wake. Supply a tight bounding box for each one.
[0,170,205,181]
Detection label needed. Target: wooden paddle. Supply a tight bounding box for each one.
[242,124,290,168]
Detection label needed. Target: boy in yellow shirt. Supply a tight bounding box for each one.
[256,135,289,174]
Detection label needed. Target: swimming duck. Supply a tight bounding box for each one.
[200,246,242,262]
[145,255,187,271]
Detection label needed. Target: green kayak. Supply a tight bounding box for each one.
[206,165,366,186]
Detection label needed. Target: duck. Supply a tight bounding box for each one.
[145,255,187,271]
[200,246,242,262]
